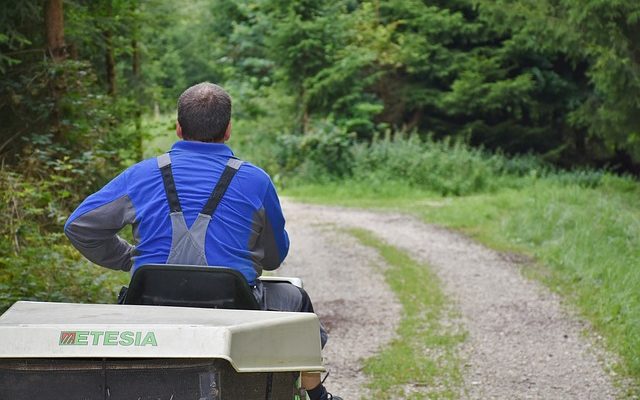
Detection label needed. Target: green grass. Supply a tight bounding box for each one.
[345,228,465,400]
[286,176,640,394]
[141,113,177,157]
[284,180,437,209]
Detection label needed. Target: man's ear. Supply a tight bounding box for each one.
[176,121,183,139]
[223,121,232,142]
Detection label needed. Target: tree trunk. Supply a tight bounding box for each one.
[103,0,116,96]
[404,107,423,133]
[44,0,67,143]
[132,38,140,78]
[131,0,143,160]
[104,29,116,96]
[45,0,66,62]
[300,85,309,135]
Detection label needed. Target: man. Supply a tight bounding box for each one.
[65,82,340,400]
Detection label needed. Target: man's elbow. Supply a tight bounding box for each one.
[261,249,288,271]
[64,220,82,248]
[262,261,281,271]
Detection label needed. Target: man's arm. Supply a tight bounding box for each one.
[259,181,290,271]
[64,170,137,271]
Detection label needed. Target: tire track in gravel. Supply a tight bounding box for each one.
[278,200,623,399]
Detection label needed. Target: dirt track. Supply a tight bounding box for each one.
[278,200,623,399]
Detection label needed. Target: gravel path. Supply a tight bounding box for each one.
[278,200,622,399]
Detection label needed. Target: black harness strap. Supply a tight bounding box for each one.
[157,154,243,217]
[201,158,243,217]
[158,154,182,213]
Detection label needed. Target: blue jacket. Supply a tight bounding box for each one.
[64,140,289,285]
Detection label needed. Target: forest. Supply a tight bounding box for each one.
[3,0,640,171]
[1,0,640,391]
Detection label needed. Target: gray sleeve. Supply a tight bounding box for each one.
[248,206,288,273]
[260,210,285,271]
[64,195,137,271]
[260,182,289,271]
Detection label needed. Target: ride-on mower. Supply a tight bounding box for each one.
[0,265,323,399]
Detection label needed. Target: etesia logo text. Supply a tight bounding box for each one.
[59,330,157,347]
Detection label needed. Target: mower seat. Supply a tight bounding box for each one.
[122,264,260,310]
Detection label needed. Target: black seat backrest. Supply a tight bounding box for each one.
[123,264,260,310]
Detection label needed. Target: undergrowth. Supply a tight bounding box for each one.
[0,133,134,312]
[276,132,609,196]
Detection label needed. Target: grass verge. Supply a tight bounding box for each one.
[345,228,465,400]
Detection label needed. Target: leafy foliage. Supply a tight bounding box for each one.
[476,0,640,168]
[0,161,128,312]
[204,0,640,171]
[276,126,613,196]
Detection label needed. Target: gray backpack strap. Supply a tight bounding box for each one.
[200,158,244,217]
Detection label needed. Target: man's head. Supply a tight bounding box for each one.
[177,82,232,143]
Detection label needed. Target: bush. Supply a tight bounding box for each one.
[0,78,139,311]
[276,120,356,183]
[0,164,128,312]
[546,169,605,189]
[272,127,622,196]
[351,135,503,196]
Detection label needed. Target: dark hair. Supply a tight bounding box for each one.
[177,82,232,142]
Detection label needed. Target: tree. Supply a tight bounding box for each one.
[103,1,116,96]
[476,0,640,169]
[45,0,67,62]
[564,0,640,168]
[44,0,68,142]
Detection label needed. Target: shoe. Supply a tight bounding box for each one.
[324,393,343,400]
